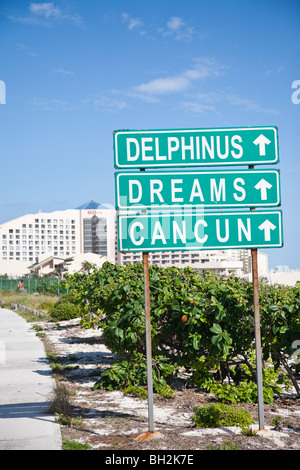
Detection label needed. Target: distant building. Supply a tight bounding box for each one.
[0,201,116,276]
[0,200,270,278]
[268,266,300,286]
[117,249,243,277]
[227,249,269,280]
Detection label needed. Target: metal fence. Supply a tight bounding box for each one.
[0,276,61,294]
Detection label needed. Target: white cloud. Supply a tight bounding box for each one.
[179,91,222,113]
[15,43,39,57]
[121,12,144,32]
[132,58,223,98]
[180,101,217,113]
[167,17,184,31]
[10,2,83,26]
[180,91,278,115]
[29,2,61,18]
[161,16,194,40]
[94,96,127,111]
[226,95,279,114]
[54,68,74,76]
[32,97,74,111]
[83,93,127,112]
[134,76,189,96]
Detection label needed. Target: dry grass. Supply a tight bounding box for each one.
[0,291,59,309]
[48,384,72,417]
[0,292,59,320]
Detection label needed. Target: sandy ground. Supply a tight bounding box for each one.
[35,317,300,451]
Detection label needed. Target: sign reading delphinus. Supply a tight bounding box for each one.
[118,210,283,253]
[115,169,281,210]
[114,126,279,168]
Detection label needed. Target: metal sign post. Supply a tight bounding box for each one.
[251,247,265,430]
[140,169,155,434]
[249,162,265,431]
[142,251,155,432]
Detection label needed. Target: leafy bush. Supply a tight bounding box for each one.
[58,292,78,305]
[36,279,60,294]
[49,300,80,321]
[38,301,55,312]
[48,385,72,416]
[93,353,175,398]
[207,354,290,404]
[65,262,300,399]
[192,403,254,428]
[62,440,91,450]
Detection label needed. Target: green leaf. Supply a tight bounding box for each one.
[115,328,124,339]
[211,335,219,345]
[210,323,222,334]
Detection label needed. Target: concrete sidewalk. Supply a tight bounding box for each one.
[0,308,62,450]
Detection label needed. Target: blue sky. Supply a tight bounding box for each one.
[0,0,299,269]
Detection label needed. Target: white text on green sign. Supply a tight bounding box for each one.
[118,210,283,252]
[115,169,280,210]
[113,127,279,168]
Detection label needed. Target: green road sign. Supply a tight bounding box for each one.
[115,169,281,210]
[113,126,279,168]
[118,210,283,252]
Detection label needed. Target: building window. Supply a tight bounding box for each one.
[83,216,107,255]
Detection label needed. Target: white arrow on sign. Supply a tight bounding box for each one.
[258,219,276,241]
[253,134,271,156]
[254,178,273,200]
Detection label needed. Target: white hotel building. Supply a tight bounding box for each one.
[0,201,268,278]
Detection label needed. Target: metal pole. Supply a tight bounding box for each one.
[248,163,265,430]
[251,248,265,430]
[143,251,155,432]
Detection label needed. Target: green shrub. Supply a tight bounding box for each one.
[93,353,175,398]
[57,292,78,305]
[36,279,60,294]
[62,440,91,450]
[192,403,254,428]
[65,262,300,398]
[48,385,72,416]
[123,385,148,399]
[49,301,80,321]
[207,440,240,450]
[38,301,55,311]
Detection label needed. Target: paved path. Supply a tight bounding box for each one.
[0,308,62,450]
